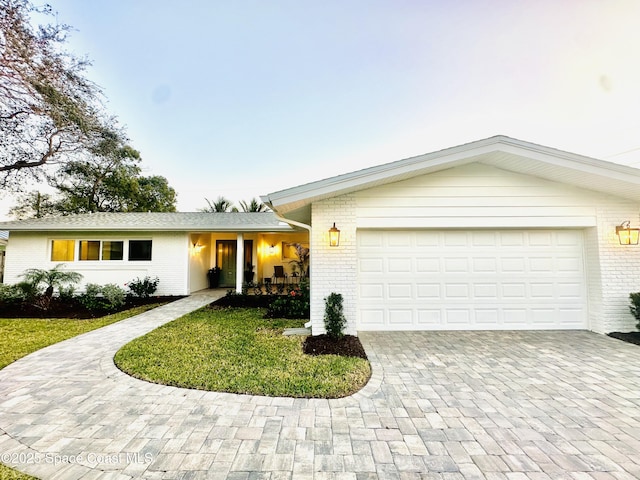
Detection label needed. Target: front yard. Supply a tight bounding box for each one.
[115,306,371,398]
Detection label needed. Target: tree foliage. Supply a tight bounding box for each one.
[200,196,237,212]
[10,127,177,217]
[239,198,269,212]
[0,0,104,189]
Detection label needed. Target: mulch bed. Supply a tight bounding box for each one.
[607,331,640,346]
[303,334,368,360]
[0,296,183,319]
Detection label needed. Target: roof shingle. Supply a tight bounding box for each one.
[0,212,294,232]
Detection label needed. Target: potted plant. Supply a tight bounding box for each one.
[207,267,221,288]
[244,263,255,284]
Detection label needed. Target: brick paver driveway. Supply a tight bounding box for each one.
[1,297,640,479]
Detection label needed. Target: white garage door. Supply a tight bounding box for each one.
[357,230,587,330]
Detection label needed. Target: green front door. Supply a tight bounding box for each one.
[217,240,236,288]
[216,240,253,288]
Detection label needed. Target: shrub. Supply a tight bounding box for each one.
[79,283,126,312]
[0,283,27,306]
[79,283,103,312]
[57,285,76,302]
[127,276,159,298]
[629,292,640,330]
[324,292,346,339]
[265,282,310,319]
[101,284,126,310]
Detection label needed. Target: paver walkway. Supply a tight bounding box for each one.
[1,297,640,479]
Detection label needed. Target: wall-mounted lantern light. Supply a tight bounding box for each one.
[329,223,340,247]
[616,221,640,245]
[192,242,205,253]
[268,244,276,255]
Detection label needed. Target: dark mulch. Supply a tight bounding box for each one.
[210,295,274,309]
[0,296,183,319]
[303,334,368,360]
[607,331,640,346]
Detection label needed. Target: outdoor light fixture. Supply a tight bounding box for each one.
[616,221,640,245]
[192,242,205,252]
[329,223,340,247]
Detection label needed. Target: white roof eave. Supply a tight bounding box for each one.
[264,135,640,214]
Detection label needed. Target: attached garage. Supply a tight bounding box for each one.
[357,229,587,330]
[264,135,640,335]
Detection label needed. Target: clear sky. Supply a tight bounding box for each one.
[2,0,640,218]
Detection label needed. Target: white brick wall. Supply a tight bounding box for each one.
[590,204,640,333]
[4,231,190,296]
[310,195,358,335]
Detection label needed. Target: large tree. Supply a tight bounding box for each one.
[0,0,104,189]
[10,127,177,217]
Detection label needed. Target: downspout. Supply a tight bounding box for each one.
[269,207,313,330]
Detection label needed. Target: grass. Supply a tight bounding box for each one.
[0,303,166,480]
[0,465,38,480]
[115,307,371,398]
[0,303,165,370]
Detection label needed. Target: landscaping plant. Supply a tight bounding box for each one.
[18,265,83,311]
[324,292,346,339]
[629,292,640,330]
[265,282,310,319]
[79,283,126,312]
[126,276,159,298]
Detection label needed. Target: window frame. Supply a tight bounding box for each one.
[128,239,153,261]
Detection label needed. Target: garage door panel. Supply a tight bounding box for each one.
[357,229,587,331]
[388,284,411,298]
[444,258,468,272]
[473,258,497,272]
[417,309,442,325]
[474,284,498,298]
[476,309,499,325]
[417,258,440,272]
[388,309,412,325]
[417,284,440,298]
[388,258,411,272]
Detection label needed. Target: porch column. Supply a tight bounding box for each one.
[236,233,244,293]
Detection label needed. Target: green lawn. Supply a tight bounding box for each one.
[115,307,371,398]
[0,466,38,480]
[0,303,166,480]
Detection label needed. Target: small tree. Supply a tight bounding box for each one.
[19,264,83,309]
[324,292,346,339]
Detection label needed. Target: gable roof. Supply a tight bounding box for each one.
[262,135,640,223]
[0,212,294,232]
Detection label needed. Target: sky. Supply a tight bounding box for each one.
[2,0,640,219]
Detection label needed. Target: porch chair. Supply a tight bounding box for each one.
[272,265,287,285]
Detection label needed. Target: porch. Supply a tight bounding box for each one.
[188,230,309,293]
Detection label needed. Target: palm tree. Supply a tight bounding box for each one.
[19,264,83,308]
[239,198,269,212]
[199,196,236,212]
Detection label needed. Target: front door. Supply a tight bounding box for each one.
[216,240,253,288]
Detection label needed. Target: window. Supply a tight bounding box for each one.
[79,240,124,261]
[79,241,100,261]
[51,240,75,261]
[102,241,124,260]
[129,240,152,261]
